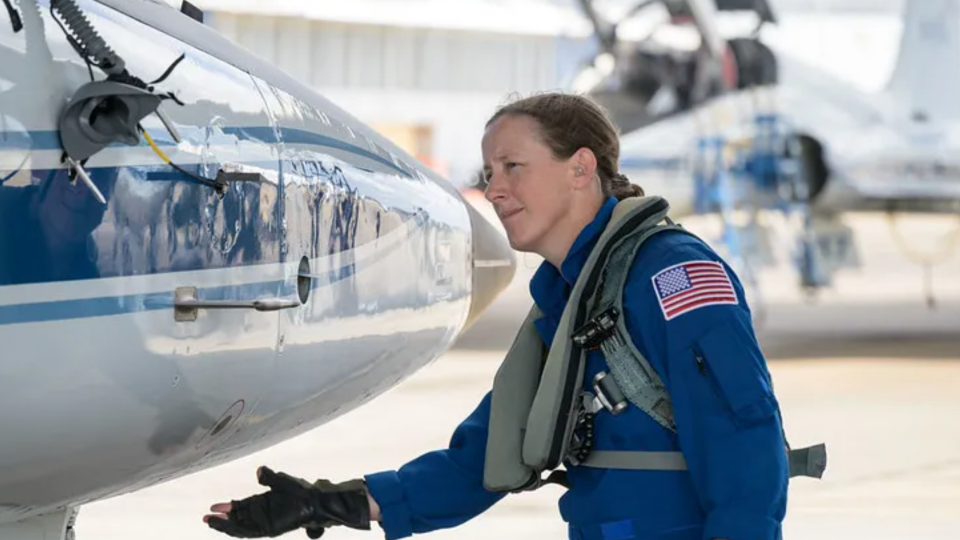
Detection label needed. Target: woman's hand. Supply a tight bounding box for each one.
[203,466,372,538]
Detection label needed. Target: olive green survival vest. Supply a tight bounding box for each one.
[482,195,827,494]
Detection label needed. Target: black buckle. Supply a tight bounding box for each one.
[572,307,619,350]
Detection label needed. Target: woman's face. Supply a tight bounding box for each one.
[481,114,574,255]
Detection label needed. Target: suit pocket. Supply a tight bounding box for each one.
[691,319,777,429]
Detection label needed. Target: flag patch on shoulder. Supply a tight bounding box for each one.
[651,261,738,321]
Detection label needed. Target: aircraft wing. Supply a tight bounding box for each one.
[662,0,778,58]
[663,0,776,23]
[573,0,775,58]
[575,0,618,55]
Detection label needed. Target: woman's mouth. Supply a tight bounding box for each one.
[499,208,523,221]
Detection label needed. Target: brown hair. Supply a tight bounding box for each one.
[485,92,644,200]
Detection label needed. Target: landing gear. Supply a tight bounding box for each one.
[887,210,960,310]
[0,507,78,540]
[690,92,851,313]
[796,226,827,298]
[692,131,769,326]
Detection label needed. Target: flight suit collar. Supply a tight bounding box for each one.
[529,196,618,344]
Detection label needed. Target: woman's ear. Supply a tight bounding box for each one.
[570,148,598,189]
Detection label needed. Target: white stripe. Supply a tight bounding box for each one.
[0,210,420,305]
[662,286,737,307]
[688,279,733,287]
[665,293,738,314]
[2,139,406,172]
[651,260,719,279]
[687,269,726,276]
[689,275,731,282]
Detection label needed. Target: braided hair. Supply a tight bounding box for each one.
[610,172,645,199]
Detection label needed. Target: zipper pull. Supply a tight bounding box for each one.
[694,352,707,375]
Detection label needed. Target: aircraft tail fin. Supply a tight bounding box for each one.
[886,0,960,121]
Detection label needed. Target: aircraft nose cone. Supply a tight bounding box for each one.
[463,198,516,331]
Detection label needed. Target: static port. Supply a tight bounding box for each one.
[211,415,233,436]
[297,256,311,304]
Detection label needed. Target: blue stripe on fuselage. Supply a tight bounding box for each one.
[7,127,413,179]
[0,211,418,327]
[0,123,428,324]
[222,127,411,178]
[0,279,284,326]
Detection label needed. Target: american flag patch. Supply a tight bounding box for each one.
[651,261,738,321]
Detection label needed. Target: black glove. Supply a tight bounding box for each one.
[207,466,371,538]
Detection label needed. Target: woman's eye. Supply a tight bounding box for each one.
[505,162,518,170]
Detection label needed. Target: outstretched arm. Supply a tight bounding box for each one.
[363,391,507,540]
[203,392,504,540]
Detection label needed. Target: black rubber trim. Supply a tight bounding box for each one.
[545,197,669,468]
[180,1,204,23]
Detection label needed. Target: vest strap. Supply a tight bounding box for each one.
[788,443,828,479]
[578,450,688,471]
[598,326,677,432]
[558,220,687,470]
[578,447,826,478]
[589,224,688,434]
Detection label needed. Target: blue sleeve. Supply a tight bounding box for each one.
[622,231,789,540]
[363,391,506,540]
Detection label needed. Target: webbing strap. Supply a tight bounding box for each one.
[580,447,825,477]
[590,224,691,434]
[598,330,676,432]
[579,450,688,471]
[592,224,683,311]
[788,444,828,479]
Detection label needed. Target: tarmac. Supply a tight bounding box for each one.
[76,204,960,540]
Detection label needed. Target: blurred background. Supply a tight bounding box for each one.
[78,0,960,539]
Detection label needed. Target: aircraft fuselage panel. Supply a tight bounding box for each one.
[0,0,481,523]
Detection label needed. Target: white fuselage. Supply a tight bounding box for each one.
[0,0,514,527]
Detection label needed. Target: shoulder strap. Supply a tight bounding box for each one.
[559,199,694,473]
[579,450,688,470]
[589,221,694,433]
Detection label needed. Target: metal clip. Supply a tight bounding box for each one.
[64,157,107,204]
[572,307,619,350]
[593,371,628,415]
[154,106,182,144]
[581,391,603,415]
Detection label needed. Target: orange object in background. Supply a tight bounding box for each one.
[370,122,448,177]
[416,154,449,177]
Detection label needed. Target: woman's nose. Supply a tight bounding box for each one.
[484,172,506,202]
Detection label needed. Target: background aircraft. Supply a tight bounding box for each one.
[568,0,774,135]
[461,0,960,312]
[0,1,515,539]
[575,0,960,308]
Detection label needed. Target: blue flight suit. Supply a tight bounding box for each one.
[364,196,789,540]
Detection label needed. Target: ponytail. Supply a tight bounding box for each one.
[609,173,644,200]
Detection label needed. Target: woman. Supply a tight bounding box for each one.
[203,92,789,540]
